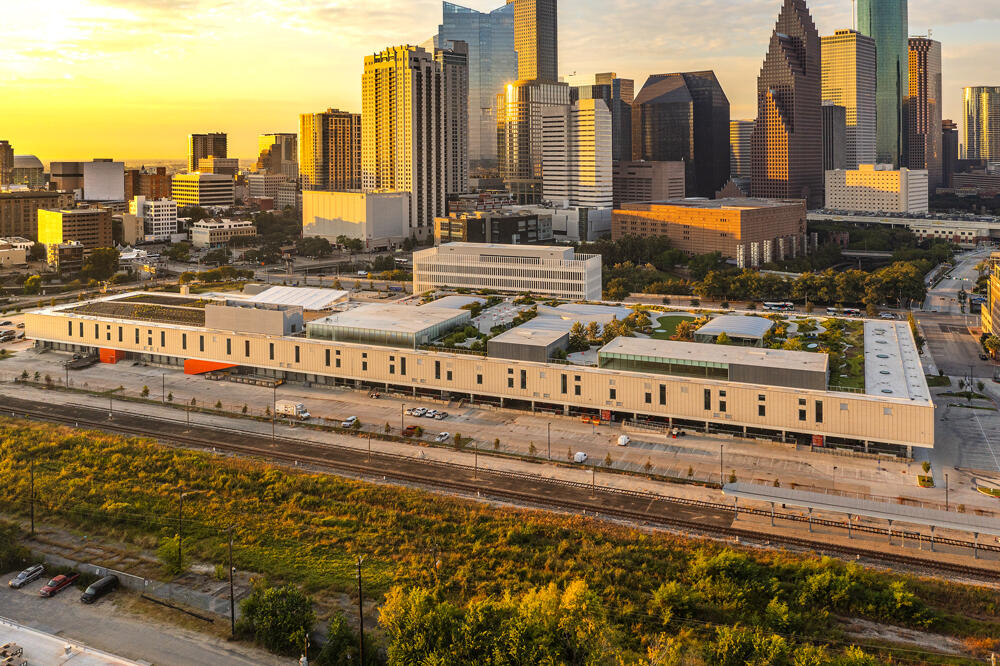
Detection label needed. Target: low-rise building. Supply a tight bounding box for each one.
[0,239,27,267]
[171,173,235,207]
[127,196,178,240]
[612,198,807,267]
[824,164,928,213]
[247,174,288,200]
[307,303,470,349]
[612,161,685,208]
[413,242,603,300]
[276,181,300,210]
[48,240,84,272]
[302,190,408,250]
[11,155,45,189]
[37,207,113,265]
[692,315,775,346]
[190,218,256,248]
[507,205,611,242]
[434,211,552,246]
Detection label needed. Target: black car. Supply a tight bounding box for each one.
[980,353,990,361]
[80,574,119,604]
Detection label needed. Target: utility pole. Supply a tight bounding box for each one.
[400,403,404,433]
[720,444,724,485]
[228,525,236,639]
[945,473,950,511]
[547,422,551,460]
[108,395,113,420]
[162,373,165,404]
[29,457,34,536]
[357,556,365,666]
[272,384,276,441]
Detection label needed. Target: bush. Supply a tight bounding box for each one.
[237,580,316,656]
[156,535,187,575]
[0,522,31,573]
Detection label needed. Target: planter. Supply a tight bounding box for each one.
[917,475,934,488]
[976,486,1000,498]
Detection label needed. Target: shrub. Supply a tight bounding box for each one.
[156,535,186,575]
[237,580,316,656]
[141,386,150,398]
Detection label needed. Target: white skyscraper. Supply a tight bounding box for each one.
[541,99,612,208]
[362,44,468,240]
[128,196,178,240]
[822,29,877,169]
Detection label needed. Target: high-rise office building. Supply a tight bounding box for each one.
[0,141,13,187]
[128,196,178,240]
[188,133,227,173]
[434,2,516,169]
[82,159,125,201]
[0,190,74,239]
[633,71,730,198]
[730,120,755,180]
[124,167,171,201]
[750,0,823,207]
[905,37,942,190]
[506,0,557,82]
[257,133,298,179]
[612,161,685,208]
[197,157,239,177]
[363,45,463,239]
[942,118,958,187]
[858,0,908,166]
[171,173,235,207]
[541,99,612,208]
[962,87,1000,162]
[300,109,361,192]
[821,29,877,169]
[436,41,470,196]
[572,73,634,163]
[822,103,847,171]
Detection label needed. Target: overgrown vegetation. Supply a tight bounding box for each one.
[1,419,998,664]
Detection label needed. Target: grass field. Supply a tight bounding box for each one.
[651,313,695,340]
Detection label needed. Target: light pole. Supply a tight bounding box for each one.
[357,555,366,666]
[29,457,34,536]
[162,373,166,404]
[228,525,236,639]
[400,403,404,433]
[272,384,276,441]
[945,472,950,511]
[547,422,551,460]
[719,444,724,485]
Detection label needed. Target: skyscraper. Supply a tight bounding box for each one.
[436,41,471,195]
[729,120,755,180]
[905,37,942,190]
[434,2,515,169]
[507,0,557,82]
[257,133,298,179]
[0,141,13,187]
[822,103,847,171]
[942,118,958,187]
[363,45,464,239]
[188,133,227,173]
[572,73,634,163]
[858,0,908,166]
[632,71,730,198]
[299,109,361,192]
[821,29,877,169]
[751,0,823,207]
[962,87,1000,163]
[541,99,613,208]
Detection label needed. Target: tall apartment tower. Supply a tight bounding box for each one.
[750,0,823,207]
[729,120,755,180]
[257,133,299,179]
[821,29,877,169]
[962,87,1000,162]
[942,118,958,187]
[434,2,515,168]
[572,73,634,163]
[506,0,557,82]
[0,141,12,187]
[541,99,613,208]
[299,109,361,192]
[858,0,908,166]
[905,37,942,190]
[497,0,568,204]
[436,41,471,195]
[188,133,227,173]
[363,45,456,239]
[633,72,730,198]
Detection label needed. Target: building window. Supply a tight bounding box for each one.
[390,364,395,374]
[798,398,806,406]
[447,370,453,381]
[182,333,187,350]
[324,349,330,366]
[883,407,892,416]
[609,388,616,400]
[561,374,567,394]
[134,328,138,343]
[758,405,766,417]
[79,322,84,337]
[815,401,823,423]
[161,331,166,347]
[520,370,526,389]
[798,409,806,421]
[245,340,251,358]
[94,324,99,338]
[704,389,711,410]
[362,361,368,371]
[118,327,123,342]
[269,343,274,360]
[644,392,652,404]
[508,377,514,388]
[719,401,727,413]
[574,385,581,396]
[199,335,204,352]
[477,374,483,385]
[659,385,666,405]
[759,394,766,401]
[226,339,232,355]
[435,361,441,379]
[401,357,406,376]
[68,321,73,336]
[336,358,341,368]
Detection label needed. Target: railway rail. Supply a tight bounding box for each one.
[4,395,998,583]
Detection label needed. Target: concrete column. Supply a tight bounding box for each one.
[563,405,570,415]
[782,431,787,443]
[864,441,870,453]
[743,426,748,437]
[500,397,505,408]
[808,508,813,532]
[633,412,638,422]
[469,393,474,406]
[668,416,673,428]
[705,421,710,433]
[974,533,979,559]
[907,445,913,458]
[531,400,536,412]
[412,387,417,397]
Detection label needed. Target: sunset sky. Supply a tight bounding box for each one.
[2,0,996,162]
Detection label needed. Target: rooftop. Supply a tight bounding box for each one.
[423,295,485,309]
[599,337,829,373]
[490,322,569,347]
[245,285,349,310]
[0,617,142,665]
[621,198,805,210]
[863,321,930,402]
[309,303,469,334]
[12,155,43,169]
[416,242,598,263]
[695,315,775,340]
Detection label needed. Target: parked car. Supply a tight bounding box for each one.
[403,425,420,437]
[40,573,79,597]
[617,435,630,447]
[0,320,11,326]
[80,575,119,604]
[433,412,448,420]
[8,564,44,589]
[404,408,415,416]
[573,451,589,463]
[411,408,427,417]
[15,322,24,329]
[879,313,896,320]
[341,416,358,428]
[980,353,989,361]
[434,432,450,443]
[424,409,438,418]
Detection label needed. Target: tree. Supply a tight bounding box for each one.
[315,613,377,666]
[568,322,588,352]
[167,392,173,402]
[81,247,120,281]
[603,453,613,467]
[908,312,926,354]
[155,535,187,575]
[203,248,231,266]
[783,337,804,351]
[164,243,192,262]
[295,237,333,258]
[237,580,316,656]
[140,385,150,398]
[28,243,46,262]
[335,235,364,253]
[604,278,628,301]
[985,335,1000,359]
[715,332,733,345]
[688,252,726,281]
[22,275,42,295]
[585,321,601,341]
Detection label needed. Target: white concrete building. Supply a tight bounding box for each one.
[128,196,177,240]
[824,164,928,213]
[413,242,602,300]
[171,173,235,207]
[247,173,287,200]
[541,99,612,208]
[82,159,125,201]
[302,190,409,250]
[191,218,256,248]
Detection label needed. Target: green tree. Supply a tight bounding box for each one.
[22,275,42,295]
[155,535,187,575]
[984,335,1000,358]
[585,321,601,341]
[314,614,377,665]
[907,312,925,354]
[715,332,733,345]
[237,580,316,656]
[203,248,232,266]
[140,385,150,398]
[81,247,120,281]
[568,321,588,352]
[604,277,629,301]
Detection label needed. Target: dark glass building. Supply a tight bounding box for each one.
[904,37,942,190]
[822,103,847,171]
[942,118,958,187]
[858,0,908,166]
[750,0,823,208]
[631,71,730,198]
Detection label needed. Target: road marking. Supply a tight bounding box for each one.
[971,410,1000,473]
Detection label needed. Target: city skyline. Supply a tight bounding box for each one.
[2,0,995,161]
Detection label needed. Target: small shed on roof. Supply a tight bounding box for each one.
[694,315,774,347]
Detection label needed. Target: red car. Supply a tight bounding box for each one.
[40,573,79,597]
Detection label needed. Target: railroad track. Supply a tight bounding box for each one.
[4,397,999,583]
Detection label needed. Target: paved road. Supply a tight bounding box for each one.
[916,311,993,377]
[923,249,988,314]
[0,573,289,666]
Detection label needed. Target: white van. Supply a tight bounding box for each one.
[617,435,630,447]
[573,451,588,463]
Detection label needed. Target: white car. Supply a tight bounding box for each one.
[424,409,438,418]
[404,408,415,416]
[573,451,588,463]
[412,408,427,417]
[341,416,358,428]
[434,432,450,442]
[879,313,896,320]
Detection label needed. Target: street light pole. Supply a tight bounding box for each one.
[228,525,236,639]
[272,385,276,441]
[945,473,950,511]
[719,444,724,485]
[400,403,404,433]
[357,556,366,666]
[547,422,551,460]
[29,457,34,536]
[162,373,165,404]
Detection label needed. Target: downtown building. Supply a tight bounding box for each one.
[612,161,685,209]
[362,44,467,241]
[962,87,1000,163]
[729,120,755,183]
[904,37,942,190]
[257,133,298,179]
[127,196,178,240]
[750,0,824,208]
[541,99,613,208]
[858,0,908,166]
[49,159,125,202]
[37,207,113,267]
[188,133,227,173]
[632,71,730,198]
[0,141,12,186]
[299,109,362,192]
[572,73,634,163]
[11,155,45,189]
[0,190,75,239]
[124,167,171,201]
[170,173,235,207]
[824,164,928,213]
[821,29,877,169]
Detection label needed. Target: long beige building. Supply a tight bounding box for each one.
[24,292,934,453]
[824,164,928,213]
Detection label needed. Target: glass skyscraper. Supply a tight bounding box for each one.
[858,0,908,166]
[435,2,516,169]
[962,87,1000,162]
